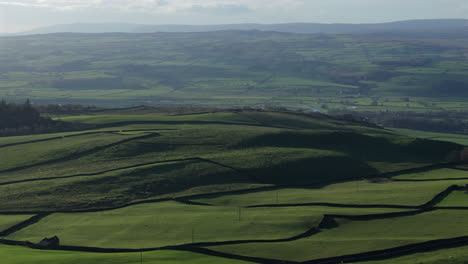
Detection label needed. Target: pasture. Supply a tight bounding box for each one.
[0,109,467,263]
[2,31,468,112]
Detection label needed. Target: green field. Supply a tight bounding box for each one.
[356,244,468,264]
[209,210,468,261]
[2,31,468,112]
[0,132,140,171]
[7,201,409,248]
[394,168,468,180]
[0,245,251,264]
[437,191,468,207]
[195,179,468,207]
[0,109,467,263]
[0,215,33,232]
[394,128,468,146]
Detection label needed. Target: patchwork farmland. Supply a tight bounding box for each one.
[0,108,468,264]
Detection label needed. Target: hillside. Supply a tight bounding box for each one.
[0,109,460,211]
[2,30,468,109]
[0,109,467,263]
[16,19,468,35]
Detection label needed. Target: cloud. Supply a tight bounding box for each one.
[190,4,251,15]
[0,0,302,13]
[3,0,468,33]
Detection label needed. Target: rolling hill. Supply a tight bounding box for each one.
[2,29,468,109]
[0,108,467,263]
[16,19,468,35]
[0,108,460,211]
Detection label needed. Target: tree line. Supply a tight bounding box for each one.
[0,100,90,137]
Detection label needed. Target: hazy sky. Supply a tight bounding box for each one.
[1,0,467,33]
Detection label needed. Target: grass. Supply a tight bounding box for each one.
[195,179,468,207]
[208,210,468,261]
[394,168,468,180]
[6,201,411,249]
[8,202,317,248]
[0,121,458,211]
[355,244,468,264]
[0,132,138,171]
[393,128,468,146]
[0,245,252,264]
[0,111,457,212]
[0,160,248,211]
[3,31,468,110]
[57,112,258,125]
[206,129,458,180]
[0,131,94,146]
[0,110,465,263]
[0,215,33,232]
[437,191,468,207]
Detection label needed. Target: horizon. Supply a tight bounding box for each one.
[2,18,468,35]
[1,0,468,33]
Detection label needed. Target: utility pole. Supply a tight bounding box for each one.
[140,252,143,264]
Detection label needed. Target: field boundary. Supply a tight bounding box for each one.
[0,157,224,187]
[248,202,419,209]
[4,221,468,264]
[0,213,51,237]
[394,177,468,182]
[377,163,452,178]
[0,129,173,149]
[90,120,298,131]
[247,185,459,209]
[182,163,456,204]
[0,175,461,215]
[303,235,468,264]
[0,133,160,175]
[0,187,468,264]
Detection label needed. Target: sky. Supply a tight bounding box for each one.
[1,0,468,33]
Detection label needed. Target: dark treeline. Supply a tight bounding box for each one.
[331,109,468,134]
[0,100,87,136]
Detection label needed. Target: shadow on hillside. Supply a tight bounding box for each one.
[246,155,379,186]
[235,131,460,164]
[35,160,251,209]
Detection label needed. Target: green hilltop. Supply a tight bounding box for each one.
[0,109,460,211]
[0,109,467,264]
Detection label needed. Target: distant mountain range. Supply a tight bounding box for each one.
[7,19,468,36]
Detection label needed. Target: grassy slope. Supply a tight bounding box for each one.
[0,131,94,146]
[0,245,251,264]
[438,191,468,207]
[2,31,468,109]
[0,133,139,171]
[394,168,468,180]
[0,160,245,211]
[57,112,258,124]
[0,215,33,232]
[356,244,468,264]
[205,130,458,185]
[196,179,468,207]
[5,201,409,248]
[209,210,468,262]
[0,110,460,212]
[0,110,465,263]
[394,128,468,146]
